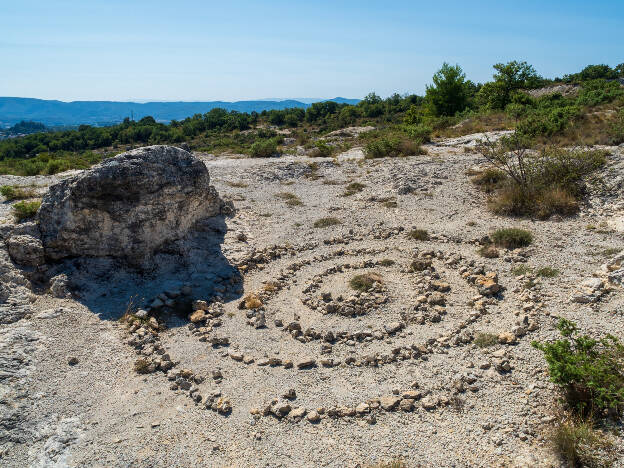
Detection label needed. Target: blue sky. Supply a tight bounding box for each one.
[1,0,622,101]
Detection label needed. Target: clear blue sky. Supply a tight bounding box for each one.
[2,0,622,102]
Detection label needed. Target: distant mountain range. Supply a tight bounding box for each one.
[0,97,360,127]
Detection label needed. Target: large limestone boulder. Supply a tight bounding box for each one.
[38,145,223,265]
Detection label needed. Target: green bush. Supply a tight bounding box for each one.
[364,136,424,159]
[0,185,36,200]
[576,79,624,107]
[250,138,278,158]
[312,140,333,157]
[608,109,624,145]
[532,319,624,415]
[12,200,41,221]
[404,124,432,143]
[491,228,533,248]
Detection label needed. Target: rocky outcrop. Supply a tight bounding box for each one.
[37,145,223,266]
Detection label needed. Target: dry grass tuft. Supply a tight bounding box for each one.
[349,273,383,291]
[244,293,263,309]
[313,217,341,228]
[407,229,429,241]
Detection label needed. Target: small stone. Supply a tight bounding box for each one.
[289,407,306,420]
[399,399,414,411]
[379,395,401,411]
[189,310,206,323]
[296,359,316,369]
[307,410,320,423]
[497,332,516,344]
[421,395,438,410]
[355,403,370,415]
[383,322,403,334]
[67,357,79,366]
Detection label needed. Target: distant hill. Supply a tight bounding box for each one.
[0,97,360,127]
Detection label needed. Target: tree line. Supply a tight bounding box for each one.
[1,61,622,162]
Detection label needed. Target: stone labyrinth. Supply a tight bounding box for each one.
[121,226,540,425]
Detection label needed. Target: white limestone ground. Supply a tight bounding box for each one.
[1,134,623,467]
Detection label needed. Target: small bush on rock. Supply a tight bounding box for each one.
[12,200,41,221]
[491,228,533,249]
[532,319,624,416]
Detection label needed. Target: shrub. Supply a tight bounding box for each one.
[313,217,341,228]
[536,266,559,278]
[474,332,499,348]
[407,229,429,241]
[608,108,624,145]
[511,265,532,276]
[250,138,278,158]
[349,273,383,292]
[12,200,41,221]
[342,182,366,196]
[491,228,533,249]
[478,136,608,218]
[532,319,624,416]
[536,187,579,219]
[244,293,262,309]
[311,140,333,158]
[134,358,151,374]
[470,167,507,193]
[365,136,424,159]
[0,185,37,200]
[405,124,432,143]
[551,418,614,468]
[275,192,303,206]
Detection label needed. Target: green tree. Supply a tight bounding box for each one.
[425,63,470,116]
[477,61,542,109]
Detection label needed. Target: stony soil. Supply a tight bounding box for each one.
[1,134,623,467]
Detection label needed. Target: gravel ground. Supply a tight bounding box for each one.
[1,135,623,467]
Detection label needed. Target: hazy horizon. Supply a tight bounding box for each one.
[2,0,623,102]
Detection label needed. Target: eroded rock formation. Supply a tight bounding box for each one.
[37,145,223,266]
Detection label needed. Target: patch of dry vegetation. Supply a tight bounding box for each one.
[407,229,430,241]
[0,185,37,200]
[349,273,383,291]
[476,135,608,219]
[313,217,341,228]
